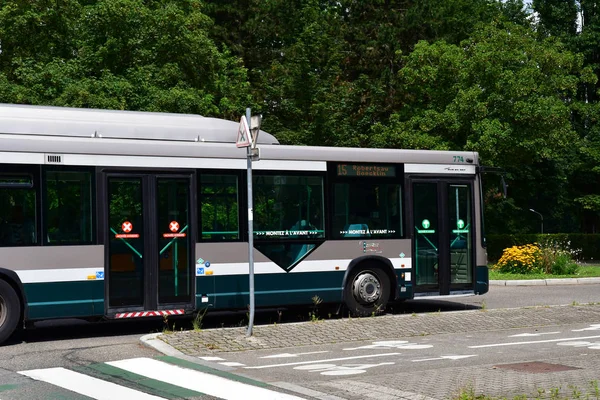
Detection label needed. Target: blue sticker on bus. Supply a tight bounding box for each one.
[196,267,205,275]
[96,271,104,279]
[205,261,211,267]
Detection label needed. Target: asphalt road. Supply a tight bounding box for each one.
[0,283,598,399]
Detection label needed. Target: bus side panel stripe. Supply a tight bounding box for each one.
[16,268,104,284]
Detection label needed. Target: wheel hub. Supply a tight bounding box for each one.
[352,272,381,304]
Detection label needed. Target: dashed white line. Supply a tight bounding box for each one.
[245,353,401,369]
[199,356,225,361]
[412,355,476,362]
[469,334,600,348]
[509,331,560,337]
[219,362,246,367]
[261,351,330,359]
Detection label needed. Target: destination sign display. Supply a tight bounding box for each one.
[336,164,396,178]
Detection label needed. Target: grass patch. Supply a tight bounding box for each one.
[489,264,600,280]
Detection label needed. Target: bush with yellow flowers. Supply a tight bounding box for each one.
[494,243,543,274]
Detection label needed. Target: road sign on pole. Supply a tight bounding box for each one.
[235,108,263,336]
[236,116,251,148]
[250,115,262,149]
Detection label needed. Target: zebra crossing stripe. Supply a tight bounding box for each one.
[18,367,164,400]
[84,362,205,399]
[108,357,305,400]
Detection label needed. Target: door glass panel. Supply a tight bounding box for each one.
[413,183,439,287]
[108,178,144,307]
[449,184,473,284]
[157,178,191,304]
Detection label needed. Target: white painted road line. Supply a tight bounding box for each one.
[412,355,476,362]
[18,367,164,400]
[199,356,225,361]
[261,351,330,359]
[573,324,600,332]
[219,362,246,367]
[245,353,401,369]
[509,331,561,337]
[469,334,600,349]
[343,340,433,351]
[108,357,305,400]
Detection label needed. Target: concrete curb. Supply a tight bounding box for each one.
[490,277,600,286]
[140,332,185,357]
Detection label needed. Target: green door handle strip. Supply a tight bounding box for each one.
[450,223,470,248]
[110,227,143,259]
[159,225,189,255]
[159,224,188,297]
[415,226,438,251]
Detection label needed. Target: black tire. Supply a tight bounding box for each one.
[344,266,391,317]
[0,279,21,345]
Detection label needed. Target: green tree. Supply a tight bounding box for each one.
[532,0,579,37]
[0,0,251,118]
[376,22,592,233]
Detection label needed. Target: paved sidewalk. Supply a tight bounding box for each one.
[157,303,600,355]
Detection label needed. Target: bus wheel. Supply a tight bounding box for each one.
[344,266,390,317]
[0,280,21,345]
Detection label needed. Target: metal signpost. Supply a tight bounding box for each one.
[236,108,261,336]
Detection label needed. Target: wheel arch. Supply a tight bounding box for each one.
[0,268,28,324]
[341,255,398,303]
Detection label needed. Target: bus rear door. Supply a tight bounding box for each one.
[410,178,475,295]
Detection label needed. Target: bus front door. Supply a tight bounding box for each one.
[105,174,194,315]
[411,179,474,295]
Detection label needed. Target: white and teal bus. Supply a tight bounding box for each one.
[0,103,489,344]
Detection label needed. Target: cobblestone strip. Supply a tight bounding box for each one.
[160,304,600,356]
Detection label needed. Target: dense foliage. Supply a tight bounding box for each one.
[1,0,600,234]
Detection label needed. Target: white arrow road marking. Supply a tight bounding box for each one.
[509,332,561,337]
[245,353,400,369]
[344,340,432,351]
[412,355,477,362]
[261,351,329,359]
[294,362,395,376]
[572,324,600,332]
[469,334,600,349]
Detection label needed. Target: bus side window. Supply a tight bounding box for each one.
[333,182,403,239]
[0,174,38,247]
[44,170,94,245]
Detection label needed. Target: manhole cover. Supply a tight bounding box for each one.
[494,362,580,373]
